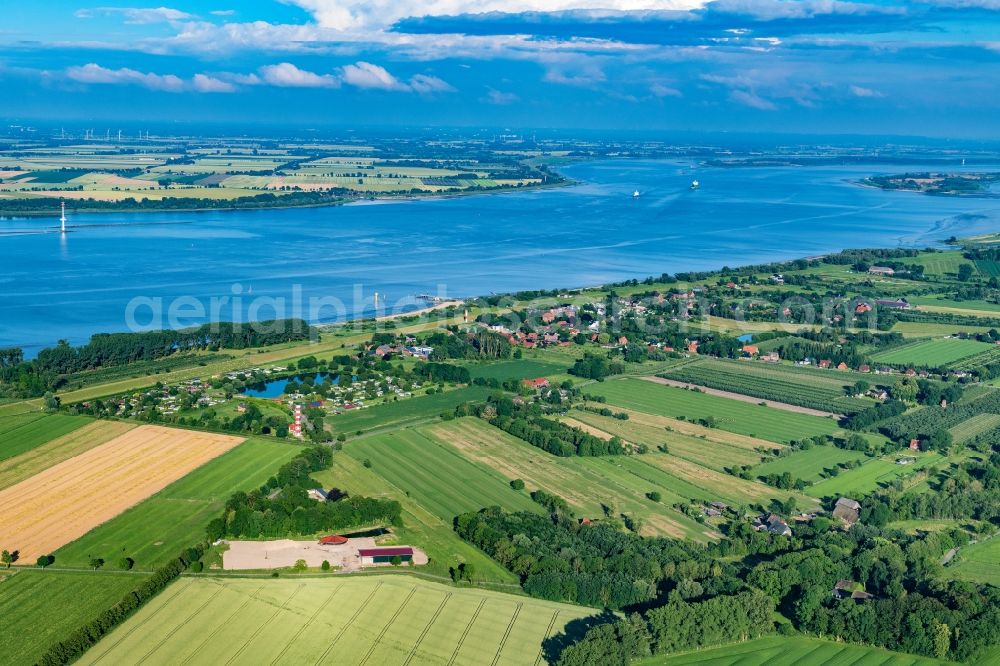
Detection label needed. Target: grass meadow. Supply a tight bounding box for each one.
[753,446,870,484]
[77,575,596,666]
[585,378,839,442]
[945,536,1000,586]
[54,438,302,569]
[0,413,92,462]
[871,338,993,367]
[642,635,951,665]
[806,452,944,499]
[330,385,494,435]
[0,569,141,666]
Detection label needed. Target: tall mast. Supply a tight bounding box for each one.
[60,201,67,233]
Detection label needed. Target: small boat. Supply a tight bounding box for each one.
[632,190,640,198]
[690,180,700,190]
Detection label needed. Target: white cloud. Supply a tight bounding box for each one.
[729,88,777,110]
[340,61,407,90]
[192,73,236,92]
[258,62,340,87]
[75,6,195,24]
[849,84,883,97]
[409,73,455,93]
[650,82,682,97]
[210,9,236,16]
[65,63,185,92]
[482,88,519,104]
[282,0,706,32]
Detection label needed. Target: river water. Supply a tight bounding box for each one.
[1,159,998,352]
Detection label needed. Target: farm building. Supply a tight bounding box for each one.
[359,546,413,565]
[833,497,861,527]
[523,377,550,389]
[868,266,896,276]
[319,535,348,546]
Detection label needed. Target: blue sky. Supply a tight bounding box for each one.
[2,1,998,137]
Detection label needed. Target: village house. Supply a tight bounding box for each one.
[876,298,911,309]
[832,579,872,601]
[754,513,792,536]
[523,377,550,390]
[741,344,759,356]
[868,266,896,276]
[833,497,861,527]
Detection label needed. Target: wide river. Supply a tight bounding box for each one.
[2,159,999,352]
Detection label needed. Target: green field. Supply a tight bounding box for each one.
[585,378,839,442]
[0,570,141,666]
[642,635,950,665]
[466,358,569,381]
[345,428,542,522]
[423,418,721,541]
[910,250,972,278]
[806,452,944,499]
[78,575,596,665]
[753,446,870,484]
[0,412,91,462]
[945,536,1000,586]
[948,412,1000,443]
[331,386,494,435]
[54,438,303,569]
[871,338,993,367]
[312,452,517,584]
[661,357,870,414]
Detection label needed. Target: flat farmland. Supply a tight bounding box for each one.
[642,635,949,665]
[661,357,870,414]
[949,412,1000,443]
[312,452,516,584]
[0,412,92,462]
[0,570,141,666]
[585,378,839,442]
[945,537,1000,586]
[78,575,595,666]
[331,386,493,435]
[871,338,993,366]
[345,428,541,522]
[0,425,243,561]
[466,358,569,381]
[424,419,715,541]
[806,452,944,499]
[753,446,870,484]
[566,408,770,470]
[0,419,135,491]
[56,438,302,569]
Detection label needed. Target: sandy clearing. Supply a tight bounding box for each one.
[222,538,429,571]
[597,404,783,451]
[641,375,843,418]
[0,420,135,491]
[0,425,243,560]
[639,376,843,419]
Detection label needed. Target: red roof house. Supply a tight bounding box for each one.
[319,535,348,546]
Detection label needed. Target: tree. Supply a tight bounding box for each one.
[36,554,54,567]
[321,560,331,571]
[958,264,974,282]
[390,555,402,566]
[2,549,17,568]
[293,559,307,572]
[118,557,134,570]
[510,479,526,490]
[646,491,662,502]
[89,557,105,570]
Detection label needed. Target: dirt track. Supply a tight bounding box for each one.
[0,425,243,561]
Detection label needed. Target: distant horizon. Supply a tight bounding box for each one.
[2,1,997,138]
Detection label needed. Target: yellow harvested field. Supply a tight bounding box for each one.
[0,420,135,491]
[0,425,243,560]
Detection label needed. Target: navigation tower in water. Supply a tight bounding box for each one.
[60,201,67,233]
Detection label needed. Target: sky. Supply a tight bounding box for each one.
[1,1,998,137]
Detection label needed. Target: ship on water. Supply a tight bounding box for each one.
[690,180,700,190]
[632,189,640,198]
